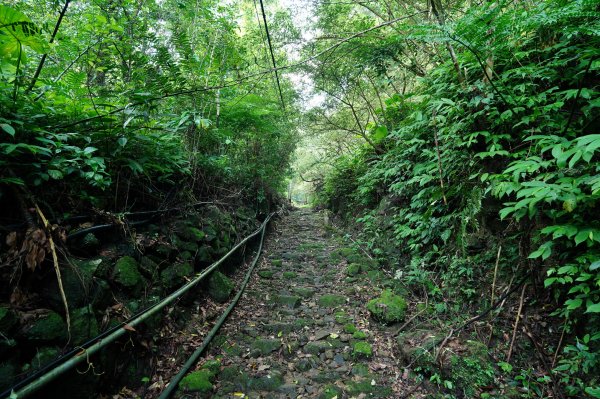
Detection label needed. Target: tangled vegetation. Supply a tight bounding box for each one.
[303,0,600,396]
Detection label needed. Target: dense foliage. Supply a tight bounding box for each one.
[1,0,297,214]
[304,0,600,396]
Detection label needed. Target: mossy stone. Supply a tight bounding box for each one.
[208,271,234,303]
[283,271,297,279]
[448,340,494,396]
[23,311,67,343]
[71,306,99,346]
[271,295,301,308]
[139,256,160,279]
[293,287,315,298]
[271,259,283,267]
[180,226,206,242]
[201,359,221,376]
[366,289,407,324]
[346,263,361,277]
[353,331,367,340]
[347,378,391,397]
[258,270,275,279]
[251,339,281,355]
[318,294,346,308]
[79,233,100,253]
[113,256,145,294]
[343,323,357,334]
[179,369,213,393]
[353,341,373,358]
[351,363,370,376]
[0,307,17,335]
[320,384,343,399]
[160,262,194,291]
[249,370,283,391]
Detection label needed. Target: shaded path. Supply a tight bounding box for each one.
[203,208,410,398]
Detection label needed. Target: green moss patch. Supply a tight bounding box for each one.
[353,341,373,359]
[23,311,67,343]
[251,339,281,355]
[113,256,145,294]
[353,330,367,340]
[160,262,194,291]
[283,271,297,279]
[346,263,361,277]
[366,289,407,324]
[318,294,346,308]
[343,323,357,334]
[179,369,213,393]
[271,259,283,267]
[258,270,275,279]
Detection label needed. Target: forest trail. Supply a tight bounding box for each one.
[201,208,413,398]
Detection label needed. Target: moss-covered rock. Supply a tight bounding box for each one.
[113,256,145,295]
[23,311,67,343]
[251,339,281,355]
[270,295,301,308]
[320,384,343,399]
[353,330,367,340]
[160,262,194,291]
[353,341,373,358]
[271,259,283,267]
[179,369,213,393]
[447,340,494,396]
[258,270,275,279]
[70,306,99,346]
[343,323,357,334]
[346,263,361,276]
[248,370,284,391]
[179,226,206,242]
[0,307,17,335]
[318,294,346,308]
[208,271,234,303]
[78,233,101,254]
[139,256,160,279]
[283,271,297,279]
[293,287,315,298]
[366,289,407,324]
[201,359,221,376]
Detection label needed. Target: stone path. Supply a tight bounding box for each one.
[198,208,409,398]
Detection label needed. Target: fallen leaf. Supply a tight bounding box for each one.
[123,324,136,332]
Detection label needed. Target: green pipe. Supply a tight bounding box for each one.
[158,213,271,399]
[6,215,274,399]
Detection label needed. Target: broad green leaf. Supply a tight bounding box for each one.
[1,123,15,136]
[585,303,600,313]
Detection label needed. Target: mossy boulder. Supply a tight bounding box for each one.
[353,331,367,340]
[113,256,145,295]
[178,226,206,242]
[318,294,346,308]
[160,262,194,291]
[320,384,343,399]
[207,271,234,303]
[353,341,373,358]
[343,323,357,334]
[201,359,221,375]
[71,306,99,346]
[271,259,283,267]
[23,311,67,343]
[0,307,17,335]
[366,289,407,324]
[139,256,160,279]
[447,340,494,396]
[179,369,213,393]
